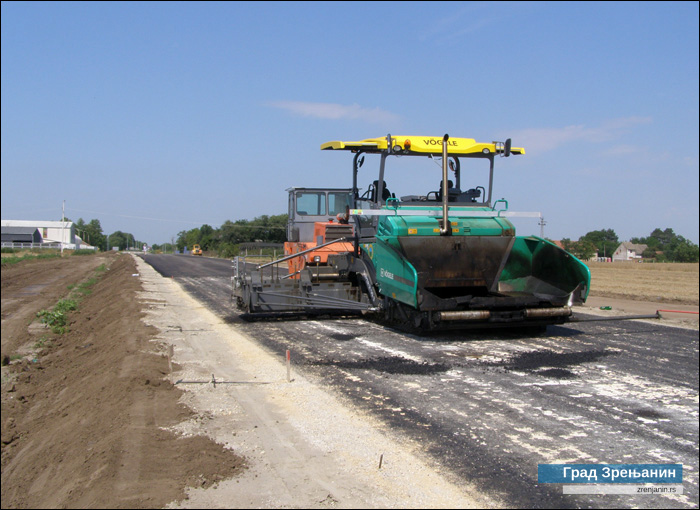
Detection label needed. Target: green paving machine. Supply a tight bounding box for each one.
[234,134,591,331]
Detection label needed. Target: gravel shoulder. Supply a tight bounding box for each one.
[133,255,497,509]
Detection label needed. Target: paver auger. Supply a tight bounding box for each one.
[233,134,591,331]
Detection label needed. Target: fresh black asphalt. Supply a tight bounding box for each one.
[140,253,699,509]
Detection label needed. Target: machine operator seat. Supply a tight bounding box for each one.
[436,180,461,202]
[371,180,393,202]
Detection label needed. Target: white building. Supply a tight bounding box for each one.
[612,242,648,262]
[1,219,77,248]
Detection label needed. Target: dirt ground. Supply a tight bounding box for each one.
[1,253,245,509]
[1,253,698,508]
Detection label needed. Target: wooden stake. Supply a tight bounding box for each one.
[286,350,291,382]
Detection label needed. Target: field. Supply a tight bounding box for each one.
[586,262,699,305]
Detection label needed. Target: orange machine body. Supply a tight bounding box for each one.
[284,220,354,278]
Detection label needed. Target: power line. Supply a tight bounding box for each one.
[67,207,206,225]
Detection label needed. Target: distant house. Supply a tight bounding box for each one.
[613,242,648,261]
[1,220,76,248]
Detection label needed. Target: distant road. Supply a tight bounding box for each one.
[141,253,234,278]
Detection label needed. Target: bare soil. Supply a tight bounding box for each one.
[1,253,244,509]
[1,254,697,508]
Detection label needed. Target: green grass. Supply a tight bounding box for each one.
[68,276,99,296]
[3,256,112,367]
[35,262,108,335]
[34,336,53,349]
[1,252,62,266]
[36,299,78,334]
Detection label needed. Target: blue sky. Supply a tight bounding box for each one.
[2,1,698,246]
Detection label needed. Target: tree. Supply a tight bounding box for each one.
[665,237,699,263]
[185,228,201,251]
[87,219,106,251]
[630,236,648,245]
[560,238,596,260]
[108,231,136,251]
[649,228,676,249]
[630,228,698,262]
[150,242,175,254]
[74,218,106,250]
[219,221,241,245]
[175,230,188,251]
[570,239,597,260]
[183,214,289,256]
[580,229,619,258]
[199,224,215,251]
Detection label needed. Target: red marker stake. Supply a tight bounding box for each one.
[286,349,291,382]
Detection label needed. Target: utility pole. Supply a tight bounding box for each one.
[61,200,65,256]
[539,216,547,239]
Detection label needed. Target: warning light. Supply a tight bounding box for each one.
[404,139,412,149]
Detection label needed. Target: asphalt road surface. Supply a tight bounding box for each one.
[140,253,699,509]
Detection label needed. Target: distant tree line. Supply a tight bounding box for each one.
[152,214,288,257]
[630,228,699,262]
[560,227,699,262]
[69,215,287,255]
[72,218,144,251]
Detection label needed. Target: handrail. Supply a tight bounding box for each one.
[257,237,349,270]
[440,134,450,235]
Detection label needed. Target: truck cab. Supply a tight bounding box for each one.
[284,187,354,276]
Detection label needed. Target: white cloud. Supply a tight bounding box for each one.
[419,2,505,45]
[510,117,652,155]
[267,101,400,124]
[602,144,643,156]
